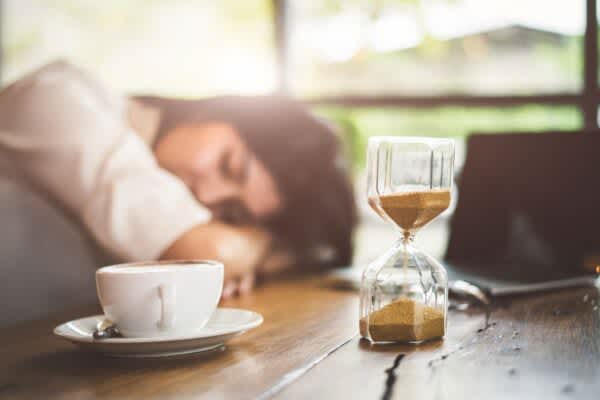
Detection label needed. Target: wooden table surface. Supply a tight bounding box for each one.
[1,276,599,400]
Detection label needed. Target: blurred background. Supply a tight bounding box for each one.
[0,0,596,262]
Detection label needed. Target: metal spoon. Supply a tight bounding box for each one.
[449,279,491,306]
[93,318,121,339]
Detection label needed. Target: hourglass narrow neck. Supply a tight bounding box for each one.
[399,231,415,246]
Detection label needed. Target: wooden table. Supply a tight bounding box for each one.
[1,276,599,400]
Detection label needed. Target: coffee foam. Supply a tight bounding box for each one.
[98,262,221,274]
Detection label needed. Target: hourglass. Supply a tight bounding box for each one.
[360,136,455,344]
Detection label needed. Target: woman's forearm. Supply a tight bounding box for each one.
[160,222,272,281]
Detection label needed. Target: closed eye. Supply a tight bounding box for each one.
[219,148,233,178]
[236,153,251,183]
[221,149,250,184]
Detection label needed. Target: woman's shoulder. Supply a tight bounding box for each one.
[0,60,85,107]
[0,60,127,118]
[3,59,79,88]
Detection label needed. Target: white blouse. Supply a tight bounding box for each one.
[0,61,211,261]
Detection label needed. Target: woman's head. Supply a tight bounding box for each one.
[148,95,357,267]
[154,121,282,223]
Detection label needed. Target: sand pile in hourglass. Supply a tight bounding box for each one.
[362,189,450,342]
[370,189,451,233]
[359,297,445,342]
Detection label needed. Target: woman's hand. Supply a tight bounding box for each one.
[222,270,256,299]
[160,222,272,298]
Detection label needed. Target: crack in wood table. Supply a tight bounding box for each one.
[0,276,598,399]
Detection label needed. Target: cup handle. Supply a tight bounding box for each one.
[158,284,176,330]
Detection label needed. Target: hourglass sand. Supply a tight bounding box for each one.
[360,137,455,344]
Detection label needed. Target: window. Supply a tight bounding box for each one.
[289,0,585,97]
[1,0,275,96]
[0,0,598,149]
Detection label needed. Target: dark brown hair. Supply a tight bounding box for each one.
[137,95,356,268]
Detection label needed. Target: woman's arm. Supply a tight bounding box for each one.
[0,62,210,261]
[160,222,272,282]
[161,223,305,297]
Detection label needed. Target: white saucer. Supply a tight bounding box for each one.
[54,308,263,358]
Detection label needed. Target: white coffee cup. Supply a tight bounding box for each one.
[96,260,223,338]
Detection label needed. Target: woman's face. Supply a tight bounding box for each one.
[154,122,282,224]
